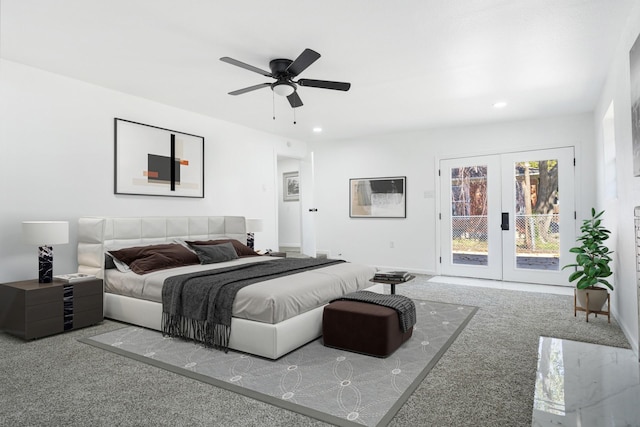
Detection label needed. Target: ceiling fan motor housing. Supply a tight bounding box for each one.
[269,59,297,96]
[269,59,294,77]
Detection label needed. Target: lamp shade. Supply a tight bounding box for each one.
[245,218,264,233]
[22,221,69,245]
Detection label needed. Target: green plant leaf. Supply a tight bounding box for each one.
[598,279,614,290]
[568,270,583,282]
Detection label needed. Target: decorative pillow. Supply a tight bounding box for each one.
[186,239,259,257]
[108,243,200,275]
[104,254,117,270]
[105,253,131,273]
[170,238,198,254]
[190,242,239,264]
[104,241,164,272]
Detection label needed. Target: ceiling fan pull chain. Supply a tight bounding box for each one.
[272,91,276,120]
[293,107,297,125]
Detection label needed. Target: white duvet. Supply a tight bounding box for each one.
[104,256,376,324]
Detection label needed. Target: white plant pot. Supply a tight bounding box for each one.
[576,287,609,312]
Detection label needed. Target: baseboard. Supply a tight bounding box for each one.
[612,305,639,360]
[279,244,300,251]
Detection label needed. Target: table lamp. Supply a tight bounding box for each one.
[245,218,263,250]
[22,221,69,283]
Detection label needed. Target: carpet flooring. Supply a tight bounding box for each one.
[80,299,476,427]
[0,275,631,426]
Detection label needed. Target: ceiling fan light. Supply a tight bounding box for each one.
[272,82,296,97]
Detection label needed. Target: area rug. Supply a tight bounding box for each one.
[80,299,477,427]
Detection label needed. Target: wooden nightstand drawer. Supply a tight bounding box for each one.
[74,294,103,312]
[26,286,62,305]
[26,317,64,340]
[70,279,102,297]
[74,310,104,329]
[26,301,63,322]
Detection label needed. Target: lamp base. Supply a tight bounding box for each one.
[247,232,255,250]
[38,245,53,283]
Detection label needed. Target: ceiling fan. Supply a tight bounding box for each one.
[220,48,351,108]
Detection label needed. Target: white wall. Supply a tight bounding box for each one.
[0,59,307,282]
[311,113,595,274]
[593,2,640,356]
[277,157,301,248]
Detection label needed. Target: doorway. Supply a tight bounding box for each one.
[276,151,317,257]
[439,147,575,286]
[277,156,302,253]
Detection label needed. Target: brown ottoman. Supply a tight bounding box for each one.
[322,300,413,357]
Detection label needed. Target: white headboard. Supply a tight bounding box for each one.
[77,216,247,278]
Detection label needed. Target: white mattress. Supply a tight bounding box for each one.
[104,256,377,324]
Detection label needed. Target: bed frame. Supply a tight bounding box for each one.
[77,216,326,359]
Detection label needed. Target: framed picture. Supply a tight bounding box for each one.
[283,171,300,201]
[114,118,204,198]
[630,34,640,176]
[350,176,406,218]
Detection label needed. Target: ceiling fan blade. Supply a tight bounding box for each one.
[220,57,272,77]
[298,79,351,91]
[286,49,321,77]
[228,83,271,95]
[287,91,304,108]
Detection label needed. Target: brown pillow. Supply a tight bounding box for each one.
[186,239,259,257]
[108,243,200,275]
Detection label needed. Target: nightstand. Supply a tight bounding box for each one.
[0,278,103,340]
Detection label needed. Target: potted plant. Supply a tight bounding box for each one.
[562,208,613,313]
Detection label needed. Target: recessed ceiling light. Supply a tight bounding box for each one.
[312,127,323,133]
[493,101,508,109]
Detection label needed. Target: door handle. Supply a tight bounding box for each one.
[501,212,509,230]
[309,208,318,212]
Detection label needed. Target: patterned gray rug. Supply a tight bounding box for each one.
[81,299,477,427]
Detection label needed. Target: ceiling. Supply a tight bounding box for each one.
[1,0,637,142]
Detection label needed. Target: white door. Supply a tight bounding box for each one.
[440,155,503,280]
[299,151,316,257]
[440,147,575,286]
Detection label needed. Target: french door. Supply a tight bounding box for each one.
[440,148,575,286]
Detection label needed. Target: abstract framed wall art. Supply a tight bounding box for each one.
[114,118,204,198]
[283,171,300,201]
[349,176,406,218]
[631,34,640,176]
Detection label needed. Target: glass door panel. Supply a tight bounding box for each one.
[451,165,489,266]
[513,159,560,271]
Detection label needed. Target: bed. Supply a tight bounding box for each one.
[77,216,377,359]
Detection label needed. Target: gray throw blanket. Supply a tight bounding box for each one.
[162,258,345,351]
[330,290,416,333]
